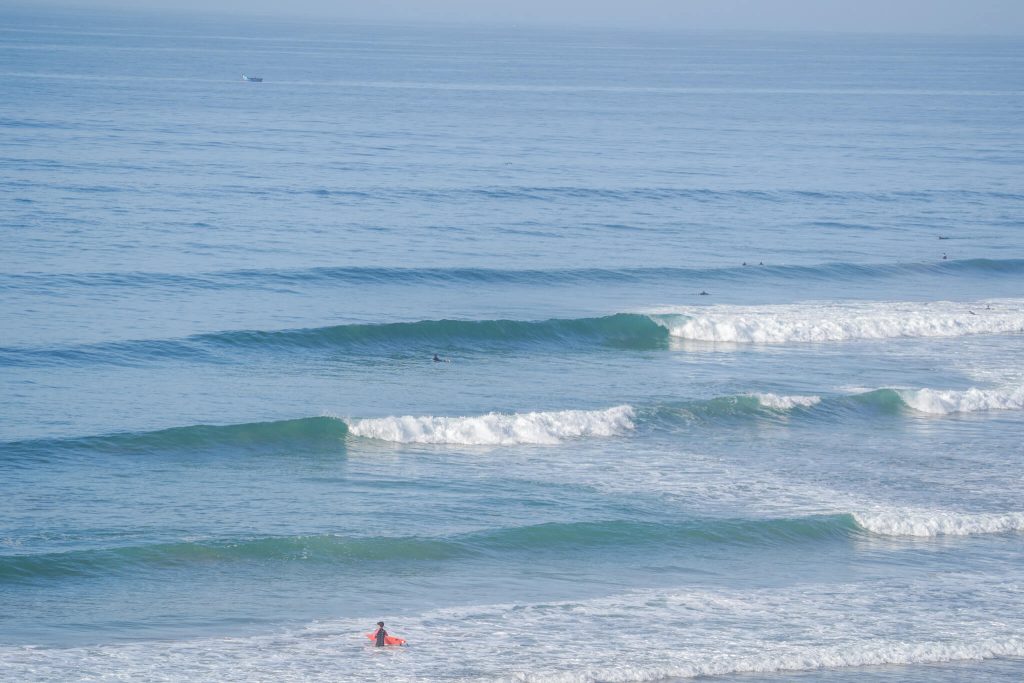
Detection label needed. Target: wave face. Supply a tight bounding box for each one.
[654,299,1024,344]
[898,385,1024,415]
[0,314,670,367]
[0,535,462,582]
[0,515,855,583]
[346,405,635,445]
[5,299,1023,368]
[1,417,348,460]
[7,510,1020,583]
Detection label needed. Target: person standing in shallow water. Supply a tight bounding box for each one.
[374,621,387,647]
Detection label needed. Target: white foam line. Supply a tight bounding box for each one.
[898,385,1024,415]
[651,299,1024,344]
[854,509,1024,537]
[751,393,822,410]
[5,578,1023,682]
[346,405,636,445]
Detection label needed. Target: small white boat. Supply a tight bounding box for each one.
[241,75,263,82]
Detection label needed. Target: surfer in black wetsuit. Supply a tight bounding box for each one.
[374,621,387,647]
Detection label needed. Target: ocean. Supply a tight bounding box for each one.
[1,6,1023,681]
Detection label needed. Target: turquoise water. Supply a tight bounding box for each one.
[2,7,1024,681]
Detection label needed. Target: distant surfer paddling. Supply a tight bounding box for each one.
[432,353,450,363]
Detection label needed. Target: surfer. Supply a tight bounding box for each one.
[365,621,406,646]
[699,290,709,296]
[433,354,442,362]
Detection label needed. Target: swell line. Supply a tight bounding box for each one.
[2,258,1021,293]
[0,313,671,367]
[5,510,1020,583]
[0,515,856,582]
[0,417,348,461]
[4,385,1021,460]
[5,298,1024,368]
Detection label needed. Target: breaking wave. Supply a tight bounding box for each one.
[750,393,822,410]
[6,383,1022,461]
[853,509,1024,537]
[5,299,1023,368]
[346,405,636,445]
[653,299,1024,344]
[897,385,1024,415]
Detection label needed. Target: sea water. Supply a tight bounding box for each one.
[1,6,1023,681]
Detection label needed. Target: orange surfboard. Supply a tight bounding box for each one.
[366,633,406,646]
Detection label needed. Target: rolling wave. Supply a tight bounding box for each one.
[0,515,859,583]
[4,384,1021,459]
[654,299,1024,344]
[0,314,670,367]
[0,417,348,459]
[5,298,1022,368]
[660,386,1024,423]
[4,511,1020,582]
[0,535,462,582]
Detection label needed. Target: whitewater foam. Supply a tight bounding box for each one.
[5,577,1023,682]
[854,509,1024,537]
[652,299,1024,344]
[898,385,1024,415]
[751,393,822,410]
[345,405,635,445]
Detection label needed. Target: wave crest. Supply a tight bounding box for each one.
[655,300,1024,344]
[854,510,1024,537]
[346,405,636,445]
[898,385,1024,414]
[751,393,822,410]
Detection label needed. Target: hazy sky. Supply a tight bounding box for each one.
[27,0,1024,34]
